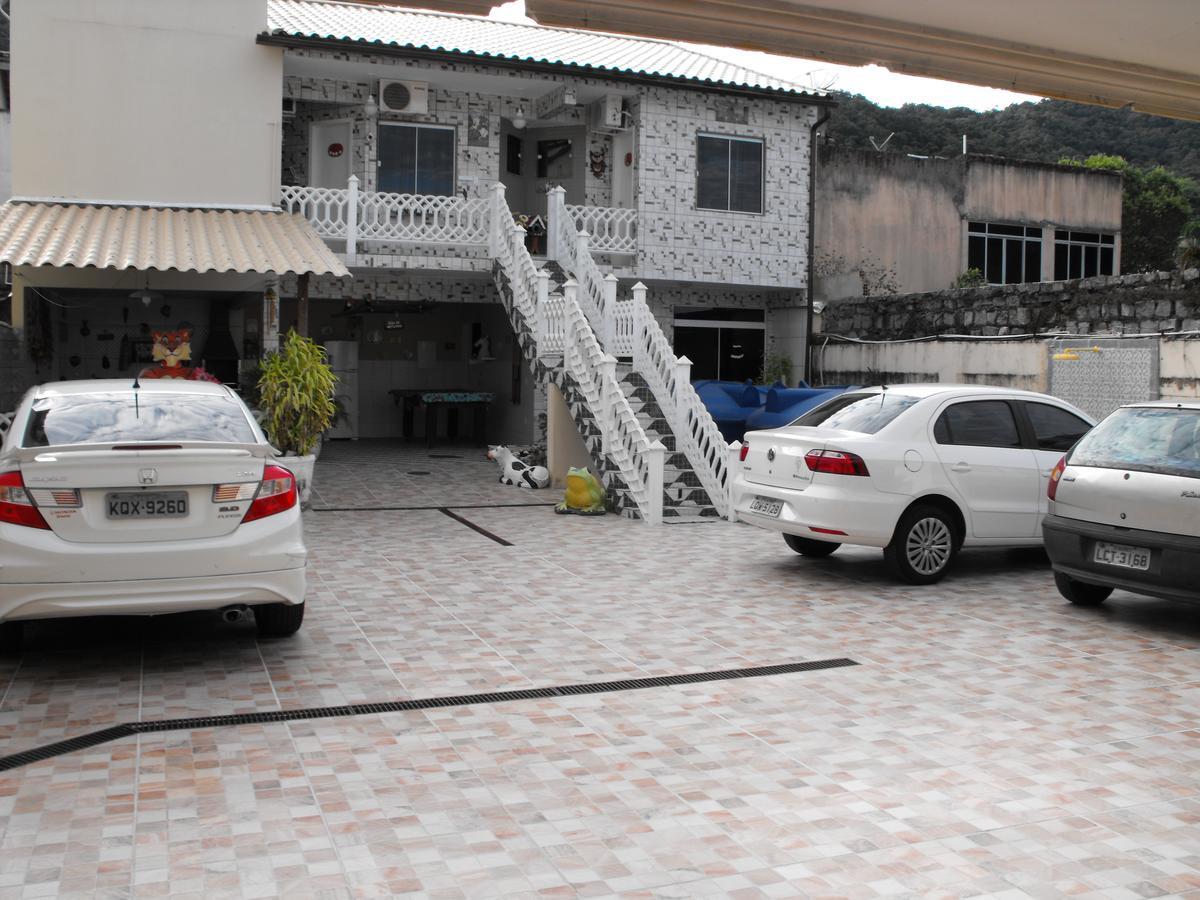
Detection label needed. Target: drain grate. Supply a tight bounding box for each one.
[0,658,857,771]
[406,471,431,476]
[312,502,555,513]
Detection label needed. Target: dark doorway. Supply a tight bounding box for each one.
[673,308,765,381]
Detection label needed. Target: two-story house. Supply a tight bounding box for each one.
[1,0,830,523]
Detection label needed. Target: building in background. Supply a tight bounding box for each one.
[813,147,1123,300]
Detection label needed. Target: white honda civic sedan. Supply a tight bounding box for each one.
[732,385,1095,583]
[0,379,307,651]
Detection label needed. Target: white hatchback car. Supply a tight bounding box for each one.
[0,379,307,652]
[1045,401,1200,606]
[733,385,1095,583]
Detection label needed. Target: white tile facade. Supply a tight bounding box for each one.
[633,89,819,287]
[280,48,822,293]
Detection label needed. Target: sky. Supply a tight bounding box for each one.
[488,0,1041,112]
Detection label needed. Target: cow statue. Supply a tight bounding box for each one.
[487,445,550,489]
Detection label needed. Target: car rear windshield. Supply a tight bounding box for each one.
[788,392,920,434]
[1070,407,1200,479]
[22,391,257,448]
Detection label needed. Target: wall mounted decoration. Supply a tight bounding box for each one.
[589,147,607,179]
[327,142,344,157]
[467,113,491,148]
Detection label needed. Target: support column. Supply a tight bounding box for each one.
[262,277,281,356]
[296,272,310,338]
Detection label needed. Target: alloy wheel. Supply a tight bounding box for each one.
[905,516,952,575]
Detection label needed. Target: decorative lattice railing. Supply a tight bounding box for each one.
[565,204,637,255]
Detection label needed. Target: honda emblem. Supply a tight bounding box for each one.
[138,468,158,485]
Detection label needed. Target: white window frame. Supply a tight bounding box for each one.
[695,133,765,215]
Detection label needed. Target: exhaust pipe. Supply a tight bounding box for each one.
[220,605,249,625]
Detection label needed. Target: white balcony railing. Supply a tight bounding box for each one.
[283,178,637,266]
[281,177,490,263]
[566,204,637,255]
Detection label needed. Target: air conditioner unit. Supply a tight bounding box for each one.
[589,94,625,133]
[379,79,430,115]
[282,97,297,118]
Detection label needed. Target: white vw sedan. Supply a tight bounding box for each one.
[0,380,307,652]
[733,385,1095,583]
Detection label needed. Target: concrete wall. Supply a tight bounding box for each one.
[814,149,1123,296]
[12,0,281,208]
[814,269,1200,413]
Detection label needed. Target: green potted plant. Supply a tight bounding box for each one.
[257,330,338,506]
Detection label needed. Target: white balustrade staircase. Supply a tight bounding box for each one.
[281,177,731,524]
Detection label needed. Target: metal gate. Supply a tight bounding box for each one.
[1047,337,1158,420]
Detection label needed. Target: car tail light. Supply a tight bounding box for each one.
[242,465,298,524]
[805,449,870,477]
[0,471,50,530]
[739,443,750,462]
[212,482,259,503]
[1047,456,1067,501]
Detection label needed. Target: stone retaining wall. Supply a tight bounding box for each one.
[818,269,1200,341]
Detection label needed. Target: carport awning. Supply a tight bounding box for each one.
[0,201,351,277]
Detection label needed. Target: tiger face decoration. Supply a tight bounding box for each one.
[151,329,192,368]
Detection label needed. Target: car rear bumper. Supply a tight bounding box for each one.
[0,567,307,622]
[0,507,305,584]
[731,474,901,547]
[1043,514,1200,603]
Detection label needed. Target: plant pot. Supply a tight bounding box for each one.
[278,453,317,508]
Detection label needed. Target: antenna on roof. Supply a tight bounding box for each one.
[869,133,895,152]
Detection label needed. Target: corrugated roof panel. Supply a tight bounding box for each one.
[265,0,822,97]
[0,203,350,277]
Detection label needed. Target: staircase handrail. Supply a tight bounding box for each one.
[561,282,664,525]
[488,183,664,524]
[629,283,731,518]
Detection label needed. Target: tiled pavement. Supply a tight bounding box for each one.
[4,442,1200,897]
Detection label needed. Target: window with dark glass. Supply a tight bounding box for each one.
[1053,230,1116,280]
[1022,402,1092,452]
[967,222,1042,285]
[696,135,763,213]
[933,401,1022,448]
[377,124,455,195]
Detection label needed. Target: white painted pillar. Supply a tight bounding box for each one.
[645,440,666,526]
[727,441,742,522]
[602,272,619,351]
[546,186,566,262]
[488,182,507,258]
[345,174,359,267]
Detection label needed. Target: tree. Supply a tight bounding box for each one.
[1059,155,1193,273]
[1180,220,1200,270]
